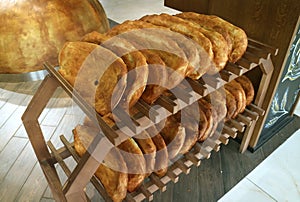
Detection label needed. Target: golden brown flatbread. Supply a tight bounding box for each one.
[175,12,248,63]
[107,21,188,90]
[205,90,227,123]
[140,13,229,74]
[81,31,148,110]
[198,98,214,142]
[176,106,199,154]
[120,20,206,80]
[140,49,168,104]
[225,80,247,118]
[133,131,156,174]
[58,41,127,116]
[146,126,169,177]
[235,75,255,106]
[102,114,146,193]
[73,125,128,202]
[224,89,238,121]
[159,114,185,160]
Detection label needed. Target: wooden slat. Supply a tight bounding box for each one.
[219,135,229,145]
[60,136,112,202]
[227,119,245,132]
[174,159,191,175]
[236,57,257,70]
[149,174,167,192]
[186,77,208,96]
[246,45,271,60]
[222,125,237,139]
[219,69,237,82]
[194,142,211,159]
[225,62,244,76]
[47,141,91,202]
[201,75,223,89]
[134,100,160,123]
[184,152,201,167]
[248,38,278,56]
[236,114,252,126]
[248,103,265,116]
[137,184,153,201]
[171,86,194,105]
[243,108,259,121]
[154,95,179,114]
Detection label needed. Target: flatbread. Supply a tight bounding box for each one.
[73,125,128,202]
[198,98,215,142]
[133,131,156,174]
[205,90,227,123]
[146,126,169,177]
[235,75,255,105]
[81,31,148,109]
[176,12,248,63]
[107,22,188,90]
[121,20,206,80]
[159,114,185,160]
[224,89,238,121]
[102,114,146,193]
[225,80,247,118]
[140,13,228,74]
[58,41,127,116]
[176,106,199,154]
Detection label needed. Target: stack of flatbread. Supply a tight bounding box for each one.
[58,12,251,202]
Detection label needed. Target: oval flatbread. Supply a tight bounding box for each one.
[235,75,255,106]
[176,12,247,63]
[58,41,127,116]
[73,124,128,202]
[225,80,247,118]
[81,31,148,110]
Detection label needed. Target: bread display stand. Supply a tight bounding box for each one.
[21,38,277,201]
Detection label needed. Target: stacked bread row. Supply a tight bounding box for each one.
[58,12,248,116]
[57,12,250,202]
[73,74,254,202]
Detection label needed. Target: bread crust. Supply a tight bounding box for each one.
[133,131,156,174]
[58,41,127,116]
[225,80,247,118]
[146,126,169,177]
[159,114,185,160]
[198,98,214,142]
[106,21,189,100]
[122,20,207,80]
[235,75,255,106]
[73,125,128,202]
[140,13,230,75]
[176,12,247,63]
[177,105,199,154]
[205,90,227,123]
[81,31,148,109]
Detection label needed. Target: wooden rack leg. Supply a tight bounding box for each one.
[63,136,113,201]
[22,75,66,201]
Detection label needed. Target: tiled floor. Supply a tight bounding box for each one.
[219,104,300,202]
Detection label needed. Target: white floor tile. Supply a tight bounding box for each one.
[99,0,180,23]
[246,129,300,201]
[218,179,276,202]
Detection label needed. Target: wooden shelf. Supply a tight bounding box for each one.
[21,37,276,201]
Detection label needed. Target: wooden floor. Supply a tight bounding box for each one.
[0,78,299,202]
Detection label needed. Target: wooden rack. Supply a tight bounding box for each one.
[22,38,276,201]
